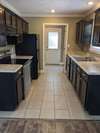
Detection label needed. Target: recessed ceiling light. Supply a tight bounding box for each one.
[88,1,94,5]
[51,9,55,13]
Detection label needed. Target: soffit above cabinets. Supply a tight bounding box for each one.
[1,0,100,17]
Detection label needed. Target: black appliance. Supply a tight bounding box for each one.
[15,34,39,79]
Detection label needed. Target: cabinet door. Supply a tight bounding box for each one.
[66,56,70,79]
[79,76,87,105]
[0,6,5,33]
[5,10,12,26]
[22,21,28,33]
[25,22,28,33]
[76,67,81,94]
[70,60,74,82]
[11,14,17,29]
[0,6,5,25]
[76,22,80,44]
[72,64,77,88]
[79,21,86,44]
[83,20,93,45]
[22,21,26,33]
[76,20,87,48]
[16,17,23,34]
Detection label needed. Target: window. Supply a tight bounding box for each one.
[48,32,58,49]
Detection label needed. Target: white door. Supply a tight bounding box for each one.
[45,28,62,65]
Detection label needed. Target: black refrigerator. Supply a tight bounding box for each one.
[15,34,39,79]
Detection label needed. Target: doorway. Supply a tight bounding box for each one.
[43,23,68,72]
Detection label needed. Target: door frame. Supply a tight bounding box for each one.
[43,23,69,72]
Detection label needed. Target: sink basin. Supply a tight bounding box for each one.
[73,56,96,62]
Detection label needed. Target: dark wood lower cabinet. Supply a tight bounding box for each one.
[66,56,71,79]
[66,55,100,115]
[0,69,23,111]
[75,66,81,94]
[79,72,88,106]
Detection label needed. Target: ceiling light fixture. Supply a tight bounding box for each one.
[88,1,94,5]
[51,9,55,13]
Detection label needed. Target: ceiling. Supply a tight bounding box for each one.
[4,0,100,17]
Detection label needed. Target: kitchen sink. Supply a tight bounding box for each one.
[73,56,96,62]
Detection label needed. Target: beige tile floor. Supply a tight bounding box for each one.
[0,65,100,120]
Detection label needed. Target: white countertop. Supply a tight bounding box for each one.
[15,55,33,60]
[0,64,22,73]
[68,54,100,75]
[78,62,100,75]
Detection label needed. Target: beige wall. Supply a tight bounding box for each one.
[24,17,82,69]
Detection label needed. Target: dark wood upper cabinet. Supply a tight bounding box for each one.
[5,10,12,27]
[76,20,86,48]
[0,4,28,36]
[0,6,5,34]
[0,6,5,25]
[11,14,17,29]
[22,21,28,33]
[83,20,93,45]
[16,17,23,34]
[92,9,100,47]
[76,19,93,49]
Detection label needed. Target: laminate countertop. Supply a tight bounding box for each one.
[78,62,100,75]
[15,55,33,60]
[0,64,22,73]
[68,54,100,75]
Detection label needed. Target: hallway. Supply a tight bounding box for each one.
[0,65,98,120]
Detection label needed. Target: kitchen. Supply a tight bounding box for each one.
[0,0,100,132]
